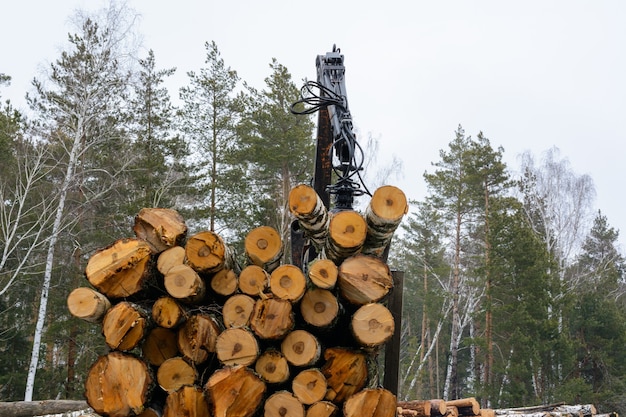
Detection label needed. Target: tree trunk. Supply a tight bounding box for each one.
[142,327,178,366]
[255,348,291,384]
[308,258,338,289]
[163,264,206,303]
[269,264,307,302]
[0,400,89,417]
[151,296,187,329]
[102,301,149,351]
[300,288,340,328]
[85,238,153,299]
[250,297,295,340]
[288,183,329,248]
[85,352,153,417]
[177,313,221,364]
[245,226,283,273]
[306,401,338,417]
[321,347,368,403]
[351,302,395,348]
[343,387,397,417]
[215,327,260,367]
[281,329,321,367]
[163,385,210,417]
[157,246,186,275]
[205,365,266,417]
[292,368,328,405]
[133,207,187,254]
[238,265,270,296]
[222,293,255,328]
[325,210,367,264]
[338,254,393,305]
[264,391,305,417]
[157,357,197,393]
[361,185,408,258]
[66,287,111,323]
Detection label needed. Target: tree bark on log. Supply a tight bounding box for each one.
[85,351,153,417]
[289,184,329,248]
[245,226,283,273]
[338,254,393,305]
[361,185,408,258]
[205,365,266,417]
[133,208,187,254]
[85,238,153,299]
[0,400,90,417]
[67,287,111,323]
[325,210,368,264]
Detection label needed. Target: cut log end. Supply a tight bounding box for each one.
[67,287,111,323]
[133,207,187,254]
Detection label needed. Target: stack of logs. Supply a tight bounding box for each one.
[397,398,617,417]
[66,184,408,417]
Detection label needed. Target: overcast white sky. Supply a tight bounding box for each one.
[2,1,625,251]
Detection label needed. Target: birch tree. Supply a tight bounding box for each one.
[24,13,133,400]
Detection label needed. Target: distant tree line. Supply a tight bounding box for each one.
[0,3,624,415]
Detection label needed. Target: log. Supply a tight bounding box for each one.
[481,409,495,417]
[300,288,340,328]
[255,348,290,384]
[281,329,321,367]
[245,225,283,273]
[164,264,206,303]
[85,237,153,298]
[447,406,459,417]
[430,400,448,416]
[396,400,432,417]
[351,302,395,348]
[308,258,338,289]
[264,391,305,417]
[269,264,307,302]
[343,387,397,417]
[325,210,368,264]
[215,327,259,367]
[306,401,339,417]
[67,286,111,323]
[321,347,368,403]
[185,230,232,275]
[85,351,153,417]
[0,400,89,417]
[447,398,480,416]
[361,185,407,258]
[138,403,164,417]
[205,365,266,417]
[289,183,329,248]
[177,313,221,364]
[142,327,179,366]
[157,357,197,393]
[102,301,149,351]
[157,246,186,275]
[133,207,187,254]
[163,385,210,417]
[553,405,598,416]
[222,293,255,328]
[152,296,187,329]
[250,297,295,340]
[210,268,238,297]
[338,254,393,305]
[292,368,328,405]
[238,264,270,296]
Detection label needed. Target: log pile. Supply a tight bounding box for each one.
[396,399,618,417]
[67,186,409,417]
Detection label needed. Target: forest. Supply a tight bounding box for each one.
[0,3,624,416]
